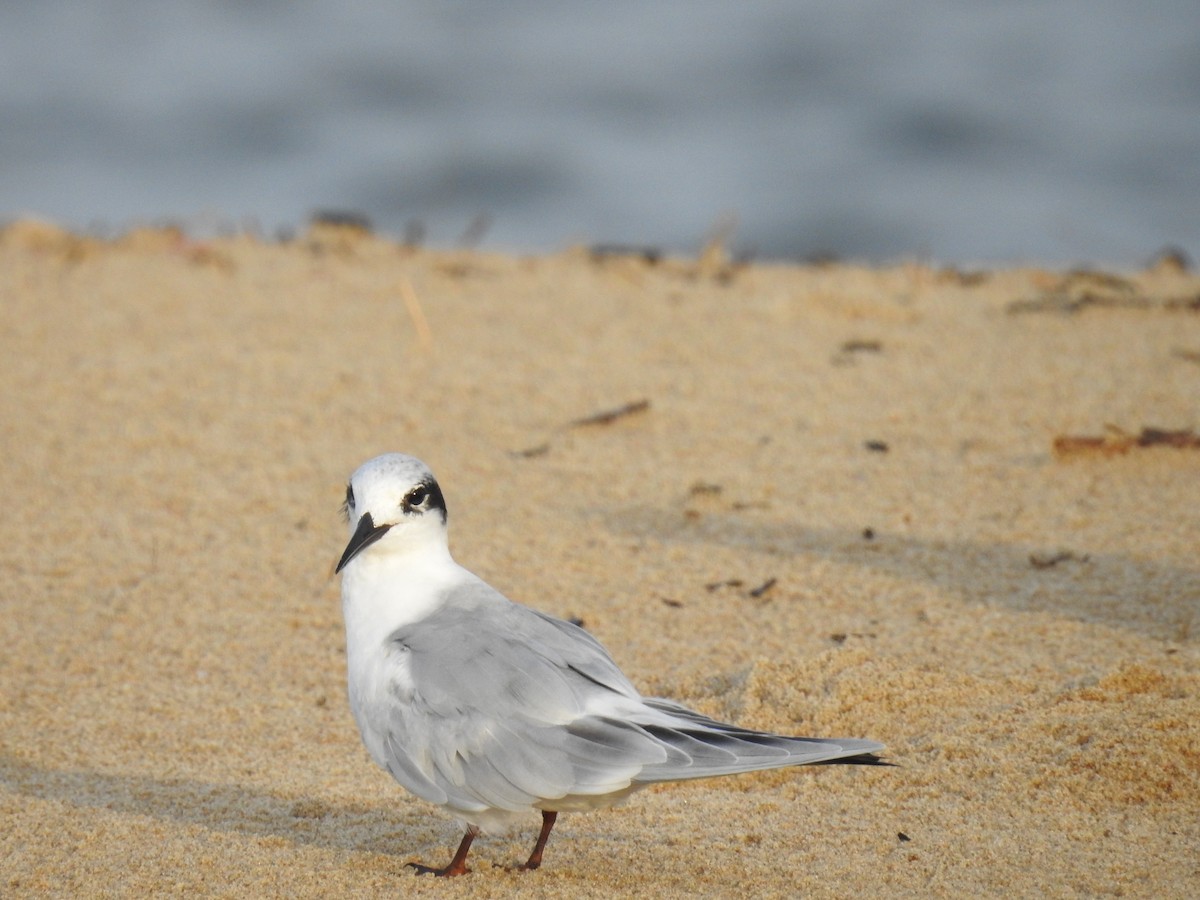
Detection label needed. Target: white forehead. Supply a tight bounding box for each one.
[350,453,436,493]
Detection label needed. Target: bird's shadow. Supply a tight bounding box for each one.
[604,505,1199,642]
[0,751,413,856]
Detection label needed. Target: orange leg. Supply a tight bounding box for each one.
[408,825,478,877]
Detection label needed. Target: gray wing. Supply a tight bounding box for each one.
[628,697,887,783]
[382,588,671,814]
[382,586,885,815]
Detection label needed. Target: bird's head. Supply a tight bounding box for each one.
[335,453,449,573]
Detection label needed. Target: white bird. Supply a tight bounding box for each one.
[335,453,887,876]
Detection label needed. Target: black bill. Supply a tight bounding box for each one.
[335,512,393,573]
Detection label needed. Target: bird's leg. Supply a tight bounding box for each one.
[518,811,558,871]
[407,825,478,877]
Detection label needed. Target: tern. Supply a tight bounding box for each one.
[335,453,886,876]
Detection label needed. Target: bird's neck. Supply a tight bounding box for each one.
[340,540,463,634]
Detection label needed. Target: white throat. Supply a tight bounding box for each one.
[341,536,459,631]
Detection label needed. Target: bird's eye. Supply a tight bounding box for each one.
[407,486,428,507]
[345,485,355,508]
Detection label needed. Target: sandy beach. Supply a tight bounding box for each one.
[1,219,1197,898]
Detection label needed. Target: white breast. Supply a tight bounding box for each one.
[340,549,467,771]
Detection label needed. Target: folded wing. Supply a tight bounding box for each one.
[381,588,884,815]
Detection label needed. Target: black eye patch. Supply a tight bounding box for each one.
[401,478,447,521]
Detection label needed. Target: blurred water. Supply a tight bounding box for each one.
[1,1,1196,264]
